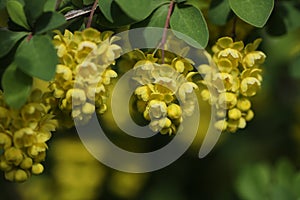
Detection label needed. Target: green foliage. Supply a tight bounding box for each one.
[170,4,208,48]
[83,0,94,5]
[1,62,32,109]
[208,0,231,25]
[235,159,300,200]
[0,29,28,57]
[43,0,56,12]
[15,35,58,81]
[34,11,66,34]
[6,0,30,29]
[98,0,137,27]
[114,0,169,21]
[229,0,274,28]
[24,0,47,26]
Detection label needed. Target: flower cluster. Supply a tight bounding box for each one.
[45,28,121,127]
[199,37,265,132]
[132,51,198,135]
[0,89,57,182]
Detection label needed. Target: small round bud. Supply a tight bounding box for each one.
[15,169,28,182]
[31,163,44,175]
[237,98,251,111]
[214,120,227,131]
[238,117,247,129]
[0,133,12,149]
[218,92,237,109]
[4,147,23,166]
[82,102,95,115]
[201,89,210,101]
[167,104,182,119]
[0,158,12,171]
[4,170,15,182]
[228,108,242,120]
[20,157,33,169]
[245,109,254,121]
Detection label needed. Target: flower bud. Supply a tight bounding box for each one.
[31,163,44,175]
[167,104,182,119]
[228,108,242,120]
[4,147,23,166]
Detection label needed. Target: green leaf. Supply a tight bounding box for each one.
[114,0,169,21]
[72,0,83,7]
[6,0,30,29]
[15,35,58,81]
[130,4,169,47]
[24,0,46,26]
[275,159,295,187]
[98,0,114,22]
[44,0,57,11]
[229,0,274,28]
[235,164,271,200]
[83,0,94,5]
[170,5,208,48]
[34,11,66,34]
[0,29,28,58]
[175,0,186,3]
[208,0,231,25]
[293,174,300,196]
[97,1,137,27]
[1,62,32,109]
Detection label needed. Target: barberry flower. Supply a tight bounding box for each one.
[46,28,121,127]
[0,89,57,182]
[132,51,198,135]
[199,37,265,132]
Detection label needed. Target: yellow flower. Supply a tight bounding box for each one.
[48,28,121,127]
[200,37,265,133]
[240,77,261,97]
[132,52,199,135]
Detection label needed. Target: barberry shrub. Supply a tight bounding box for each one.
[0,0,297,187]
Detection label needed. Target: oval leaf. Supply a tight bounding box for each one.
[1,62,32,109]
[229,0,274,28]
[15,35,58,81]
[6,0,30,30]
[97,1,137,27]
[24,0,46,26]
[34,11,66,34]
[208,0,232,25]
[98,0,114,22]
[170,5,208,48]
[130,5,169,48]
[0,29,28,58]
[114,0,169,21]
[44,0,57,12]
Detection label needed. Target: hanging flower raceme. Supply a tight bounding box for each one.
[0,89,57,182]
[199,37,266,132]
[45,28,122,128]
[131,51,198,135]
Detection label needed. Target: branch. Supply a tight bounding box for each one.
[161,0,175,64]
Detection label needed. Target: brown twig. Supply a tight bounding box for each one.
[161,0,175,63]
[86,0,99,28]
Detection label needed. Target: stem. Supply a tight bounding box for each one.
[86,0,99,28]
[27,33,33,41]
[55,0,62,10]
[161,0,175,64]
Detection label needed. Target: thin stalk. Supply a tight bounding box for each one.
[161,0,175,63]
[86,0,99,28]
